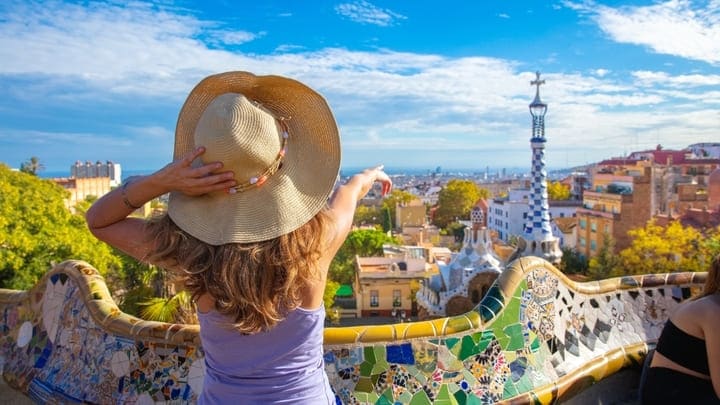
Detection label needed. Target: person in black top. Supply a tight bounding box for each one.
[640,254,720,404]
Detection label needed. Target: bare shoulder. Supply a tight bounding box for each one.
[670,295,718,333]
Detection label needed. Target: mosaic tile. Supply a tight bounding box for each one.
[0,258,707,404]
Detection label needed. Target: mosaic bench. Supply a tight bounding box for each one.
[0,257,705,404]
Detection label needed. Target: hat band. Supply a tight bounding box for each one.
[229,117,290,194]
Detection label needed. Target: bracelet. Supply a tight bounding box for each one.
[121,180,142,210]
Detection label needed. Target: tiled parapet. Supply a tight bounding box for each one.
[0,259,705,404]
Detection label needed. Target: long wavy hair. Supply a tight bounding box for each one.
[143,208,332,334]
[699,254,720,299]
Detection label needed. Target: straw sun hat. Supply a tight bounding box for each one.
[168,71,341,245]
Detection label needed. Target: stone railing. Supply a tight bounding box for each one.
[0,257,705,404]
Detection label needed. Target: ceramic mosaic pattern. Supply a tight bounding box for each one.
[0,258,705,404]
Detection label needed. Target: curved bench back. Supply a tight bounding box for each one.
[0,258,704,404]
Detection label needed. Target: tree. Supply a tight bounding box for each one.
[547,181,571,200]
[0,164,121,289]
[19,156,45,176]
[587,233,621,280]
[381,206,392,233]
[560,247,587,274]
[618,220,708,276]
[353,205,381,227]
[381,189,416,228]
[433,180,488,229]
[328,228,401,285]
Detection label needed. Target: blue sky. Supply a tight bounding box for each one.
[1,0,719,173]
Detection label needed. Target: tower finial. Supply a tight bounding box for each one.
[530,71,545,102]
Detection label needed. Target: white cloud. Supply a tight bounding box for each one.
[207,30,264,46]
[570,0,720,65]
[334,1,407,26]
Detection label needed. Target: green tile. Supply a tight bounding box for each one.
[458,335,478,361]
[374,345,387,365]
[530,335,541,352]
[503,376,520,398]
[398,391,413,404]
[372,363,390,375]
[516,374,534,394]
[435,384,459,405]
[445,337,460,350]
[453,389,467,405]
[377,388,394,404]
[360,361,374,376]
[409,390,432,405]
[504,293,522,319]
[491,323,509,349]
[365,346,377,364]
[375,395,393,405]
[466,393,483,405]
[503,323,525,351]
[476,330,495,353]
[356,376,375,392]
[368,392,379,403]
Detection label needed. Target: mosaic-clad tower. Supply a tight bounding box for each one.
[521,72,562,264]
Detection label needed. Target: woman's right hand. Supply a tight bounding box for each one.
[153,146,236,196]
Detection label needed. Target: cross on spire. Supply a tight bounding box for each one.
[531,71,545,97]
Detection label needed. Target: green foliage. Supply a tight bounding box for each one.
[587,234,621,280]
[381,189,416,228]
[139,291,195,324]
[353,205,381,227]
[0,164,121,289]
[328,228,401,285]
[433,179,488,229]
[446,222,466,242]
[560,247,588,274]
[618,220,711,276]
[73,195,98,216]
[323,279,340,312]
[382,206,392,232]
[19,156,44,175]
[547,181,571,200]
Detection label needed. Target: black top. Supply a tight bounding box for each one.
[655,319,710,375]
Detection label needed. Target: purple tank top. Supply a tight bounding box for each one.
[197,305,335,404]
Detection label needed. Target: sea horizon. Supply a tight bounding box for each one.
[34,165,556,181]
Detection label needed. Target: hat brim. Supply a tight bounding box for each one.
[168,72,341,245]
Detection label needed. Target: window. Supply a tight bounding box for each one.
[579,219,586,229]
[590,240,597,251]
[370,290,379,307]
[591,222,597,233]
[580,237,586,247]
[604,224,610,233]
[393,289,402,307]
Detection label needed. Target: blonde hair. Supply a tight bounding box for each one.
[144,208,331,334]
[699,254,720,299]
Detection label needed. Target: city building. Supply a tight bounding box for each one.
[71,160,122,187]
[353,256,435,318]
[576,166,652,257]
[415,203,503,319]
[53,176,111,210]
[395,198,426,229]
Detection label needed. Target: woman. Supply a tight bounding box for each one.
[86,71,391,404]
[640,254,720,404]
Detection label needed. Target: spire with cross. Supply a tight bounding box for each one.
[522,70,562,265]
[530,71,546,107]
